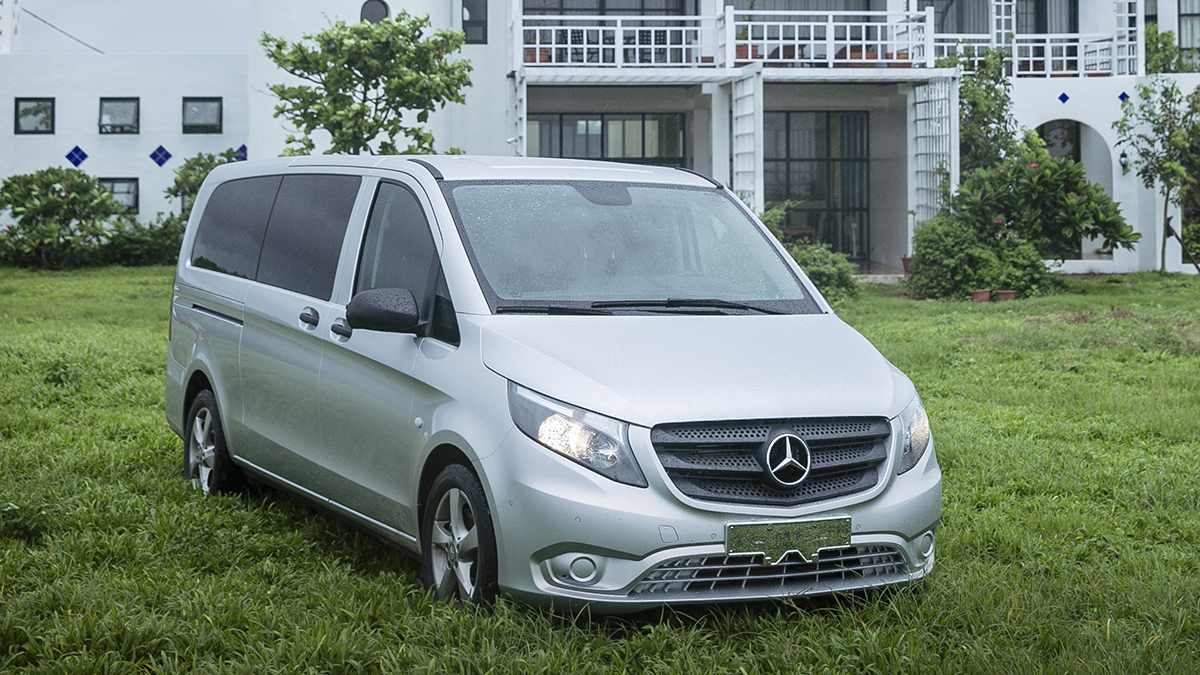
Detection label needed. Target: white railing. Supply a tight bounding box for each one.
[726,7,934,68]
[933,32,1139,76]
[519,15,714,67]
[518,7,935,69]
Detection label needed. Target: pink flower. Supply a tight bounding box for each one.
[1069,191,1075,196]
[999,169,1005,174]
[1030,163,1038,168]
[994,218,1003,224]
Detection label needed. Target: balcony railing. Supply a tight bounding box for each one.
[518,7,935,69]
[517,7,1138,76]
[934,33,1139,77]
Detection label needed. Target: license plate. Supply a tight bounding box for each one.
[726,517,851,565]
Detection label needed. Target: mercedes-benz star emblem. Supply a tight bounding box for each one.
[761,432,812,489]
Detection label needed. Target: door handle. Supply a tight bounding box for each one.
[331,322,352,338]
[299,309,320,326]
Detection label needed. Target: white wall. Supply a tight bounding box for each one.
[247,0,514,159]
[0,54,248,222]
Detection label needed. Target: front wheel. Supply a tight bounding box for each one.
[422,464,499,605]
[184,390,246,494]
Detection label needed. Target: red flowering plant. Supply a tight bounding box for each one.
[0,167,123,269]
[911,132,1140,299]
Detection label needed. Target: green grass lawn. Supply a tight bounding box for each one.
[2,266,1199,674]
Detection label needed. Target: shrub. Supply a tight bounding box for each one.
[1183,220,1200,264]
[760,201,859,302]
[97,214,187,267]
[788,240,859,303]
[0,168,123,269]
[910,133,1138,299]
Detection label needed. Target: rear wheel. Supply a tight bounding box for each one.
[184,390,246,494]
[422,464,498,604]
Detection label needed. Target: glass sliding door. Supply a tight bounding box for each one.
[528,113,686,166]
[764,110,869,260]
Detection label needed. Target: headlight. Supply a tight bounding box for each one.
[508,382,647,488]
[896,395,932,475]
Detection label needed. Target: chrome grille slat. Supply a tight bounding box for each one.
[652,417,890,507]
[629,546,910,597]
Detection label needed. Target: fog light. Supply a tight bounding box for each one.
[547,552,604,586]
[569,556,597,583]
[918,531,935,560]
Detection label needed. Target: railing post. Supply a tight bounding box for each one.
[514,3,524,70]
[827,13,835,67]
[924,6,935,67]
[617,17,624,68]
[724,5,736,69]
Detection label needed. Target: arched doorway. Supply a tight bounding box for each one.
[1035,119,1114,260]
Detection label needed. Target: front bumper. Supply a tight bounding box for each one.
[478,420,942,614]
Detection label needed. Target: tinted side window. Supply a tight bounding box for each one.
[356,182,439,309]
[191,175,282,279]
[257,174,362,300]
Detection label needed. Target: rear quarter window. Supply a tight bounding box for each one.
[190,175,282,279]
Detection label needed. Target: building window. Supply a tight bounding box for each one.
[1183,0,1200,55]
[523,0,692,15]
[1036,120,1080,163]
[528,113,686,166]
[182,97,223,134]
[99,178,139,214]
[764,111,869,260]
[15,98,55,134]
[361,0,390,22]
[463,0,487,43]
[99,98,139,134]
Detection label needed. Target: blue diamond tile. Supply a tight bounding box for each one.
[234,144,247,161]
[150,145,172,167]
[65,146,88,167]
[1058,92,1070,104]
[1119,91,1130,102]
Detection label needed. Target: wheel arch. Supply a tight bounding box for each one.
[417,443,479,529]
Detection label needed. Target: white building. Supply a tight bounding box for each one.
[1,0,1197,273]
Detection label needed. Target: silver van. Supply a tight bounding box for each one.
[165,155,941,612]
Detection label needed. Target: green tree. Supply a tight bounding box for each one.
[0,167,123,269]
[1113,77,1200,273]
[1144,23,1193,74]
[166,148,241,219]
[938,48,1019,174]
[260,14,472,156]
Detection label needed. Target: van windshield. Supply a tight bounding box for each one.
[443,181,818,314]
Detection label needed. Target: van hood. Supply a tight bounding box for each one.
[479,314,913,427]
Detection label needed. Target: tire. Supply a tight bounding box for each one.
[422,464,499,605]
[183,390,246,495]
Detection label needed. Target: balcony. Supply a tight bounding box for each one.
[518,7,936,70]
[517,5,1141,77]
[934,33,1140,77]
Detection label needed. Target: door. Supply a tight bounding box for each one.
[317,178,446,533]
[239,173,362,485]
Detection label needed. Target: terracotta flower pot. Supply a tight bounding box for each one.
[970,289,991,302]
[901,256,912,274]
[994,290,1016,301]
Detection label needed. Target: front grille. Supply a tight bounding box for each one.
[629,545,908,598]
[651,417,890,506]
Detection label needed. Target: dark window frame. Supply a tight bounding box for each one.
[98,177,140,214]
[14,98,55,135]
[1183,0,1200,54]
[528,112,687,167]
[99,97,140,134]
[764,110,870,261]
[463,0,488,43]
[182,97,223,134]
[523,0,694,15]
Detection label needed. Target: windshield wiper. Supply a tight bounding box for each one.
[589,298,783,314]
[495,305,613,315]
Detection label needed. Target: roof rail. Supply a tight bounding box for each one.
[675,167,723,189]
[408,158,443,180]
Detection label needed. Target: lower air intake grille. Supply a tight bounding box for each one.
[629,545,908,598]
[651,417,891,507]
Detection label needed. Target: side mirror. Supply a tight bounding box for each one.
[346,288,420,333]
